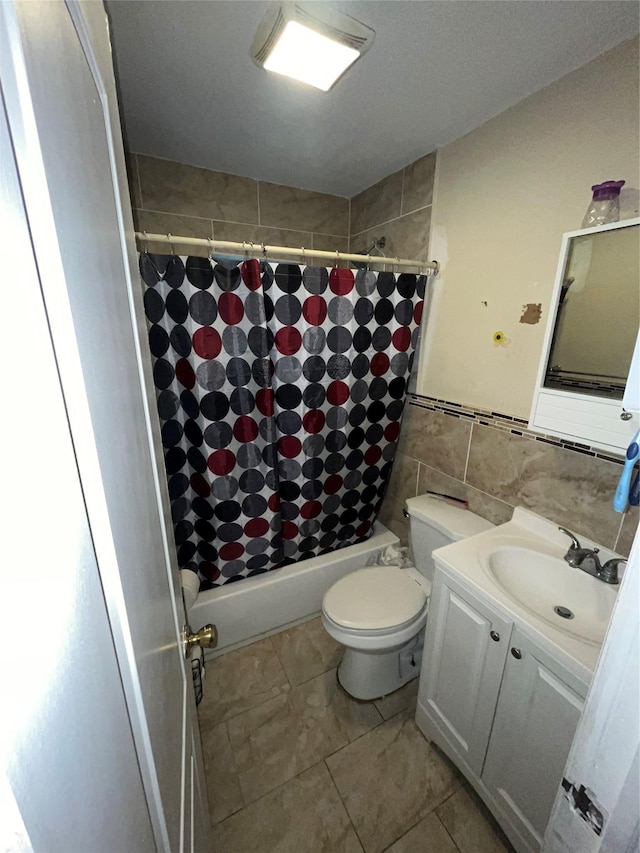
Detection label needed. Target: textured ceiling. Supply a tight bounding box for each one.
[106,1,639,196]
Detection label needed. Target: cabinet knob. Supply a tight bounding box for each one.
[490,630,500,642]
[620,409,632,421]
[511,647,522,660]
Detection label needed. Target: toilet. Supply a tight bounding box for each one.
[321,495,494,700]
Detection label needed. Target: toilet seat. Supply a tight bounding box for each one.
[322,604,427,639]
[322,564,428,632]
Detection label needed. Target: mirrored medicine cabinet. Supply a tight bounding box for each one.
[529,217,640,455]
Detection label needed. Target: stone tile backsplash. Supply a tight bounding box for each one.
[396,403,471,480]
[137,154,259,223]
[352,207,433,265]
[135,209,213,257]
[127,153,349,255]
[401,153,436,216]
[350,168,404,236]
[258,181,349,236]
[382,397,636,556]
[466,423,622,547]
[349,152,436,263]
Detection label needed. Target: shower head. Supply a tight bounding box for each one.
[352,237,386,269]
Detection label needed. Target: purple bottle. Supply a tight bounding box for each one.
[582,180,625,228]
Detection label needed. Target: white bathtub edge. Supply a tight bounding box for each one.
[188,523,399,657]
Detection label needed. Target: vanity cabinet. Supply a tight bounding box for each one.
[418,571,512,775]
[416,569,588,853]
[481,627,585,851]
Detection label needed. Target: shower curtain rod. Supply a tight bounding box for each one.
[135,232,439,274]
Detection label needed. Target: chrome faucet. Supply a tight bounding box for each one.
[558,527,624,584]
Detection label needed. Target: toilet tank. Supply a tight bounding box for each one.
[405,495,494,583]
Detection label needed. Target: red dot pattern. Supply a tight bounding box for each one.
[140,253,425,586]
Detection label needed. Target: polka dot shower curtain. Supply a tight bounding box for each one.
[140,254,426,589]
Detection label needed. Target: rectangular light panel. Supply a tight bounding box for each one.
[263,20,360,92]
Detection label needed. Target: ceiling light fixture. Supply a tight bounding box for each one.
[251,3,375,92]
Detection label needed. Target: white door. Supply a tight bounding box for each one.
[417,571,512,775]
[0,1,210,850]
[482,627,585,851]
[543,529,640,853]
[0,74,155,853]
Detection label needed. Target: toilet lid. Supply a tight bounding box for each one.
[322,565,427,631]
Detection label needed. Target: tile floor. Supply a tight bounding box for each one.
[198,617,515,853]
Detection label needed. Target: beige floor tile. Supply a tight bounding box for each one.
[374,678,419,721]
[228,669,382,803]
[197,637,289,728]
[436,787,513,853]
[326,709,459,853]
[199,720,244,825]
[211,762,364,853]
[271,617,344,686]
[385,811,458,853]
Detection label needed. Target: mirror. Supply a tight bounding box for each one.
[544,221,639,400]
[529,217,640,454]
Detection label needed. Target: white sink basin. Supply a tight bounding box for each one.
[482,543,617,645]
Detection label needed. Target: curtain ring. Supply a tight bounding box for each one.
[207,237,213,260]
[261,242,267,257]
[142,230,149,254]
[167,233,175,255]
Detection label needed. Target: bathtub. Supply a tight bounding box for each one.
[188,522,399,657]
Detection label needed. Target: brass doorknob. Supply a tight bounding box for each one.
[183,623,218,658]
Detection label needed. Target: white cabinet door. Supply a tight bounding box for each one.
[418,571,512,775]
[482,627,586,851]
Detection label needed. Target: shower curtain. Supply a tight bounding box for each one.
[140,253,426,587]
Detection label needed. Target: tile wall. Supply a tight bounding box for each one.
[126,153,350,257]
[379,397,638,557]
[124,148,637,557]
[349,152,436,263]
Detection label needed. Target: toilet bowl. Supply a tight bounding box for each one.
[321,495,494,700]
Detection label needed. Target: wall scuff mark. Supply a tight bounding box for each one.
[520,303,542,324]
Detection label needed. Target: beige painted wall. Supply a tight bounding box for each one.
[418,37,640,418]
